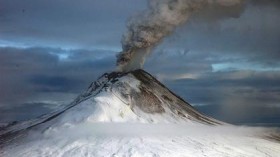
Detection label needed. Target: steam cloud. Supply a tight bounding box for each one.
[116,0,244,72]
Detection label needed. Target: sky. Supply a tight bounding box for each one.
[0,0,279,126]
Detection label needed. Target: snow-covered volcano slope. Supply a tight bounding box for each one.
[1,69,280,157]
[73,69,223,124]
[1,69,221,134]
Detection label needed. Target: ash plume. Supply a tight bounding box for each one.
[116,0,244,72]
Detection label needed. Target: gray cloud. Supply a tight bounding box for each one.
[0,102,53,123]
[0,47,116,106]
[160,70,280,124]
[196,103,280,126]
[28,75,82,93]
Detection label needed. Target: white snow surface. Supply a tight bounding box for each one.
[2,123,280,157]
[1,73,280,157]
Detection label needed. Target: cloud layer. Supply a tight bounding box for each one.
[0,47,115,105]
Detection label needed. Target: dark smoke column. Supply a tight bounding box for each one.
[116,0,244,72]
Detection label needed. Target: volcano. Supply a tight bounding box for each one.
[1,69,280,157]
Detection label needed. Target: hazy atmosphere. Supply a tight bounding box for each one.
[1,0,280,126]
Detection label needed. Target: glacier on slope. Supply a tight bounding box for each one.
[0,69,280,157]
